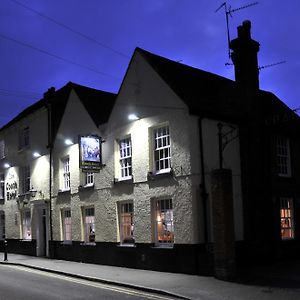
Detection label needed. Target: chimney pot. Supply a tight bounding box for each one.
[44,87,55,99]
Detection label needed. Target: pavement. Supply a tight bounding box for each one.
[0,253,300,300]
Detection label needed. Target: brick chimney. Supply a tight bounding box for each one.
[230,20,260,91]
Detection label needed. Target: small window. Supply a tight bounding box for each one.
[119,137,132,180]
[153,125,171,174]
[19,166,30,194]
[85,172,94,186]
[62,209,72,243]
[0,173,4,200]
[118,202,134,245]
[154,199,174,247]
[0,140,5,159]
[280,198,294,240]
[18,127,30,150]
[83,207,95,244]
[22,209,31,240]
[0,211,5,240]
[276,136,291,177]
[62,157,70,190]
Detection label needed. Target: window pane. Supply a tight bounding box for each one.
[23,210,31,240]
[155,199,174,246]
[84,207,95,243]
[63,209,71,242]
[280,198,294,239]
[63,157,70,190]
[153,126,171,173]
[276,137,291,176]
[119,202,134,244]
[119,137,132,179]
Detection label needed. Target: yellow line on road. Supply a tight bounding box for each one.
[0,264,176,300]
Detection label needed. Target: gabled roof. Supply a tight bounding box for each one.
[135,48,299,126]
[0,82,117,142]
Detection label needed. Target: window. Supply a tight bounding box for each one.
[22,209,31,240]
[0,211,5,240]
[118,202,134,245]
[276,136,291,177]
[280,198,294,240]
[18,127,30,150]
[83,207,95,243]
[154,199,174,246]
[0,140,5,159]
[20,166,30,194]
[0,173,4,200]
[119,137,132,179]
[85,172,94,186]
[62,209,72,243]
[153,125,171,173]
[62,157,70,190]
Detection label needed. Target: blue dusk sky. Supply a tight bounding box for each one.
[0,0,299,127]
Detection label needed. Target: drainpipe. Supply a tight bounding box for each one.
[198,118,208,243]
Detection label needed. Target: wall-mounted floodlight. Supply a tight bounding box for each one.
[128,113,139,121]
[64,139,73,146]
[33,152,41,158]
[4,163,10,169]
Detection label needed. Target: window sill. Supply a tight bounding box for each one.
[80,242,96,246]
[147,169,173,181]
[58,189,71,194]
[61,241,72,245]
[114,176,133,184]
[78,183,94,191]
[152,244,174,249]
[20,239,32,242]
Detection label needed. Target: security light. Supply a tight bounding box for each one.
[4,163,10,169]
[65,139,73,145]
[128,113,139,121]
[33,152,41,158]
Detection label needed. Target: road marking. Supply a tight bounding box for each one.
[0,264,177,300]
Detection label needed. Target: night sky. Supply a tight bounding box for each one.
[1,0,299,128]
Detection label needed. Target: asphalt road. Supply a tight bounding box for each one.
[0,264,176,300]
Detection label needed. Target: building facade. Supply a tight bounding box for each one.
[0,21,299,275]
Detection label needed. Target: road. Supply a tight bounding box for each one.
[0,264,176,300]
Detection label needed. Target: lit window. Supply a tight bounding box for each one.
[85,172,94,186]
[119,137,132,179]
[22,209,31,240]
[62,209,71,243]
[62,157,70,190]
[83,207,95,243]
[119,202,134,245]
[153,125,171,173]
[0,140,5,159]
[154,199,174,246]
[276,136,291,177]
[20,166,30,194]
[280,198,294,240]
[0,211,5,240]
[0,173,4,200]
[18,127,30,150]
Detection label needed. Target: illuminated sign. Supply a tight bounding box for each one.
[79,135,101,171]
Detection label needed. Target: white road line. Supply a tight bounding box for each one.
[0,264,176,300]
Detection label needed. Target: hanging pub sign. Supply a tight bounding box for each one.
[79,135,102,171]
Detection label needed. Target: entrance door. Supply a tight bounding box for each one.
[36,206,47,257]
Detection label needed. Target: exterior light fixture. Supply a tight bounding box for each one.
[4,163,10,169]
[64,139,73,146]
[128,113,139,121]
[29,187,37,198]
[33,152,41,158]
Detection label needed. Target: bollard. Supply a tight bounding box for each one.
[4,239,7,261]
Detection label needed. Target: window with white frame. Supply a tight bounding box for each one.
[0,173,4,200]
[0,211,5,240]
[22,209,31,240]
[62,157,70,190]
[119,137,132,179]
[18,127,30,150]
[19,166,30,194]
[84,172,94,186]
[118,202,134,245]
[0,140,5,159]
[62,209,72,243]
[276,136,291,177]
[154,199,174,246]
[280,197,294,240]
[83,207,95,243]
[153,125,171,174]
